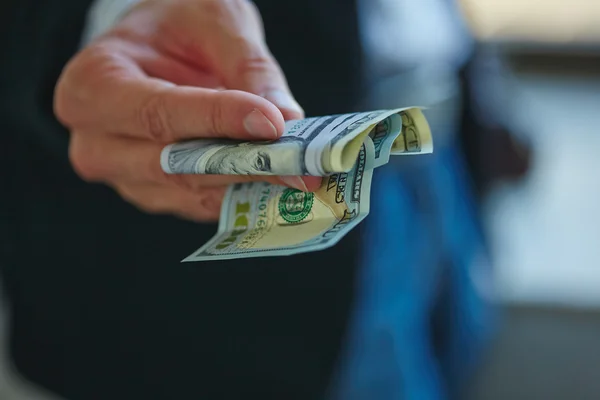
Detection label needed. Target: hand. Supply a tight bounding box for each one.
[54,0,320,222]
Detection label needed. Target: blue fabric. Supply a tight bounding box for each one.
[328,139,496,400]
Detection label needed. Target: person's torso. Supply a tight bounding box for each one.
[0,0,364,398]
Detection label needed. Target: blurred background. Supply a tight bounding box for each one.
[458,1,600,398]
[1,0,599,399]
[358,0,600,399]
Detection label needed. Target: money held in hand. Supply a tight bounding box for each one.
[161,107,434,261]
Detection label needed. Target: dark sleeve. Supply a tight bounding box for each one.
[0,3,364,400]
[0,0,95,160]
[255,0,364,116]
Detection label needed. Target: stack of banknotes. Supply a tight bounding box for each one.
[161,107,433,261]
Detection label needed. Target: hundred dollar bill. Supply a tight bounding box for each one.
[161,107,432,177]
[182,138,376,261]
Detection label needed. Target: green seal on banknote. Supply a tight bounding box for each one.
[278,189,314,223]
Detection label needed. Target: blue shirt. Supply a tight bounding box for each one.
[328,139,496,400]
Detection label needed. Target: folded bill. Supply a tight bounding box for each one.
[165,107,434,262]
[183,139,375,261]
[161,107,432,177]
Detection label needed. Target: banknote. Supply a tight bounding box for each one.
[182,138,376,261]
[173,107,433,261]
[161,107,432,177]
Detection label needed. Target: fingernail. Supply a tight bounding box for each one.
[281,176,309,192]
[264,90,304,118]
[243,109,278,138]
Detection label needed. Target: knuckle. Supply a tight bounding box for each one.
[138,200,166,215]
[207,95,226,135]
[69,138,101,182]
[230,32,275,72]
[198,188,225,214]
[53,45,108,126]
[114,185,165,215]
[234,43,274,75]
[179,191,224,222]
[53,64,82,127]
[168,175,204,194]
[53,80,72,126]
[138,89,174,142]
[112,184,135,204]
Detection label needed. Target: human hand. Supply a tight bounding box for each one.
[54,0,320,222]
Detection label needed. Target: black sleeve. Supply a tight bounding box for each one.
[0,0,95,159]
[0,2,364,399]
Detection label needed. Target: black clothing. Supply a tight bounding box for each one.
[0,1,364,398]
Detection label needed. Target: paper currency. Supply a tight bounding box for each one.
[183,139,375,261]
[167,107,433,262]
[161,107,432,177]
